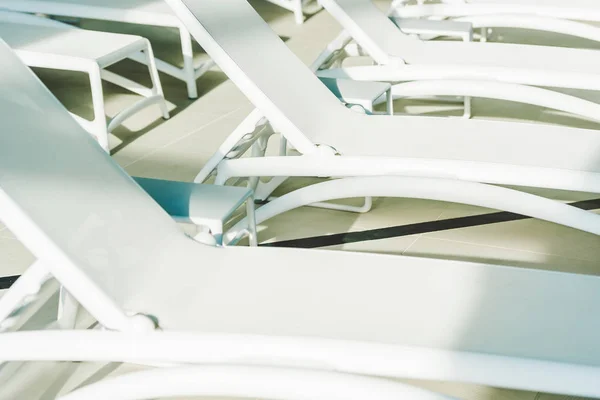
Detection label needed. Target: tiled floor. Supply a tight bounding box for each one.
[1,0,600,399]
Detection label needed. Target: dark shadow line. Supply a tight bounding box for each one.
[262,198,600,249]
[2,198,600,289]
[0,275,20,290]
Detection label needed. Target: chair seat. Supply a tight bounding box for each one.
[0,21,145,65]
[120,241,600,368]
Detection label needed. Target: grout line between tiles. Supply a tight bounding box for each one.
[401,236,421,255]
[404,209,448,255]
[122,106,245,168]
[421,236,598,263]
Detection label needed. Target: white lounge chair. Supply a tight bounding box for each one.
[0,10,169,151]
[391,0,600,45]
[157,0,600,237]
[1,36,600,399]
[316,0,600,100]
[0,0,216,99]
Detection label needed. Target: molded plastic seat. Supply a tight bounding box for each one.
[0,0,213,98]
[0,20,144,64]
[0,10,169,150]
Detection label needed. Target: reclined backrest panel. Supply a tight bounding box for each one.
[0,40,191,330]
[319,0,418,63]
[165,0,347,154]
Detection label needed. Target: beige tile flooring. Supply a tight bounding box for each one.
[1,1,600,399]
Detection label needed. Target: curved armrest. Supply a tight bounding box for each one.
[392,3,600,23]
[390,3,600,44]
[373,79,600,124]
[60,365,448,400]
[454,14,600,45]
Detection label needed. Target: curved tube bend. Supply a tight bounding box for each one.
[225,176,600,243]
[59,365,453,400]
[376,79,600,124]
[454,14,600,44]
[393,4,600,22]
[2,331,600,398]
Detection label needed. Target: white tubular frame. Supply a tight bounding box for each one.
[371,79,600,122]
[7,9,171,151]
[453,14,600,44]
[310,30,354,72]
[216,155,600,194]
[391,2,600,23]
[59,365,454,400]
[199,80,600,222]
[0,1,215,98]
[19,41,169,151]
[127,22,215,98]
[197,78,600,203]
[2,331,600,397]
[392,5,600,44]
[223,176,600,243]
[194,108,268,183]
[316,63,600,92]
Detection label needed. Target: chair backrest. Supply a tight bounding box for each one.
[164,0,350,155]
[0,40,195,331]
[319,0,420,64]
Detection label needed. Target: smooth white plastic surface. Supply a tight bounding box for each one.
[3,5,600,397]
[319,0,600,92]
[0,0,213,98]
[0,10,169,150]
[59,365,456,400]
[394,0,600,24]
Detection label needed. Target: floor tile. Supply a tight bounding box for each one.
[0,227,15,239]
[534,394,595,400]
[257,178,451,244]
[0,238,36,278]
[401,379,537,400]
[404,236,600,276]
[423,211,600,263]
[123,106,254,181]
[323,235,418,255]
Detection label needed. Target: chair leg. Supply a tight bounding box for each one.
[293,0,305,24]
[142,41,170,119]
[246,197,258,247]
[179,25,198,99]
[88,64,110,152]
[247,136,269,190]
[386,88,394,115]
[463,96,472,119]
[57,287,79,329]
